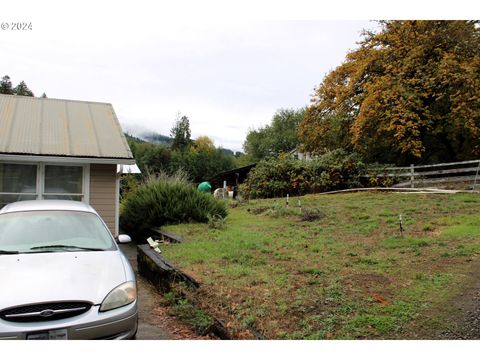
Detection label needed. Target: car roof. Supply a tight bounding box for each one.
[0,200,98,215]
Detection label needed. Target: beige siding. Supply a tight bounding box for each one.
[89,164,116,234]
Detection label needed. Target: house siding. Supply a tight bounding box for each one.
[89,164,116,235]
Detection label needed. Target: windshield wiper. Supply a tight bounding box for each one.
[0,250,20,254]
[29,245,105,252]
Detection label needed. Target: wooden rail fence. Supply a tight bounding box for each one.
[365,159,480,189]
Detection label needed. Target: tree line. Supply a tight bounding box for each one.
[125,114,241,188]
[0,75,45,97]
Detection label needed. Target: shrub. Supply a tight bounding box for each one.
[207,214,227,229]
[365,163,401,187]
[120,173,140,200]
[120,172,228,241]
[300,208,325,222]
[240,150,365,199]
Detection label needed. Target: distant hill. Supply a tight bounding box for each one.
[125,130,238,156]
[139,131,172,146]
[220,148,234,156]
[124,133,145,144]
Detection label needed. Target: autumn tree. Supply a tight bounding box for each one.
[299,21,480,165]
[192,136,216,154]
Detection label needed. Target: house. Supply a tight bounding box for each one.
[0,94,136,237]
[289,147,315,161]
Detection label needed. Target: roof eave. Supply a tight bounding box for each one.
[0,153,136,165]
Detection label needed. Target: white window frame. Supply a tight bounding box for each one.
[41,163,90,203]
[0,162,39,202]
[0,161,90,204]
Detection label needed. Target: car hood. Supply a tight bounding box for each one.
[0,250,128,310]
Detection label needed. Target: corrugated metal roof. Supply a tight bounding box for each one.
[0,94,133,160]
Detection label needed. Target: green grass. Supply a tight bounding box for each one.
[160,192,480,339]
[382,236,431,249]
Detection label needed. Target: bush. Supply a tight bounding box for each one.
[240,150,365,199]
[207,214,227,229]
[300,208,325,222]
[120,172,228,241]
[365,163,400,187]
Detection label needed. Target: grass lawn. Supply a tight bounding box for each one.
[161,192,480,339]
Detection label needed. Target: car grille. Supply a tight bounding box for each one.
[94,331,130,340]
[0,301,92,323]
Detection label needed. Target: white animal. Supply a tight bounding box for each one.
[213,188,228,199]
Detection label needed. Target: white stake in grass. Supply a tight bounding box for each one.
[399,214,404,237]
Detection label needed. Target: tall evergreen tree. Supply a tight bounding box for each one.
[170,114,192,151]
[0,75,13,95]
[13,81,34,97]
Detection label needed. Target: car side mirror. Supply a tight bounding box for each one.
[117,234,132,244]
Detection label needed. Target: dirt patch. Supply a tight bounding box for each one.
[345,273,392,292]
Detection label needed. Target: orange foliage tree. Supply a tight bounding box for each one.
[299,21,480,165]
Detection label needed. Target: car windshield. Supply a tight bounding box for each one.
[0,210,116,254]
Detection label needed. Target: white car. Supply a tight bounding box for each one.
[0,200,138,340]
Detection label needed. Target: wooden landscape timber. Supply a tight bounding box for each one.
[150,228,184,243]
[137,245,198,291]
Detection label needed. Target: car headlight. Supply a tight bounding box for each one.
[99,281,137,312]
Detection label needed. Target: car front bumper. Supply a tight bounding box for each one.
[0,301,137,340]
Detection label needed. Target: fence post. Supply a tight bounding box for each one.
[410,164,415,188]
[474,160,480,190]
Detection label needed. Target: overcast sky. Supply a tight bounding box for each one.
[0,1,474,152]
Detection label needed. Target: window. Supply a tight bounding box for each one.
[43,165,83,201]
[0,163,38,207]
[0,162,88,208]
